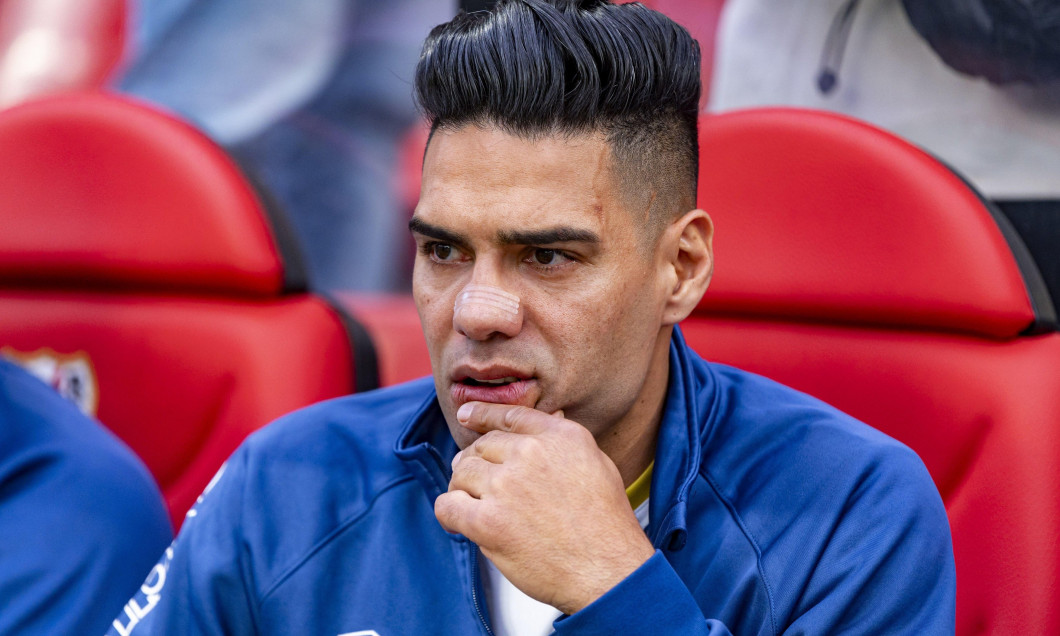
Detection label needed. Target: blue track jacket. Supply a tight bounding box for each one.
[108,330,955,634]
[0,359,172,635]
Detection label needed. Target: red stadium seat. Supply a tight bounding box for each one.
[690,108,1060,634]
[0,92,379,528]
[337,293,431,388]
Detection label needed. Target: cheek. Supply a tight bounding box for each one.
[539,282,653,375]
[414,287,452,347]
[560,274,661,372]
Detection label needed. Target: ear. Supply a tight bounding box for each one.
[660,209,714,326]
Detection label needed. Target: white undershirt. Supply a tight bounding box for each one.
[479,499,651,636]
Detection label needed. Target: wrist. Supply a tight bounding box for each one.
[556,535,655,615]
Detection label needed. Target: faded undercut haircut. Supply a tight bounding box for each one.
[414,0,701,234]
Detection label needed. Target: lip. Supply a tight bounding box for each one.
[449,364,536,407]
[450,363,530,383]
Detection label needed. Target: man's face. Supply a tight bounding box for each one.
[411,125,674,450]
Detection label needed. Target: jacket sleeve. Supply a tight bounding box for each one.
[552,448,954,635]
[552,551,735,636]
[106,446,258,636]
[0,423,172,636]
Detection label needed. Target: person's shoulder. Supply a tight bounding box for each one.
[703,361,945,532]
[0,358,169,518]
[229,376,438,513]
[0,357,94,450]
[699,363,954,628]
[190,377,439,594]
[0,360,172,634]
[702,362,941,519]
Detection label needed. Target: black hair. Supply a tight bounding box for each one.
[415,0,701,226]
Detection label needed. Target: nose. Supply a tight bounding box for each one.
[453,283,523,340]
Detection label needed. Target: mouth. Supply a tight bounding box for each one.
[450,366,537,407]
[459,376,521,387]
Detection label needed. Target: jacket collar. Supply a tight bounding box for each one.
[393,326,717,552]
[394,390,457,499]
[648,326,719,551]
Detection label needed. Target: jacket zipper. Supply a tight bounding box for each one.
[469,544,495,636]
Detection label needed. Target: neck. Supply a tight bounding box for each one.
[594,326,672,488]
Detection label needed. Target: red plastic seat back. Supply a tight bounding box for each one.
[337,293,432,388]
[689,108,1060,633]
[0,93,378,528]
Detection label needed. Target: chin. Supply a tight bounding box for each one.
[447,422,481,450]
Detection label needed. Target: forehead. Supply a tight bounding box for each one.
[416,126,632,234]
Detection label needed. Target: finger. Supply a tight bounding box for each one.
[434,489,479,535]
[449,455,494,498]
[456,401,559,435]
[460,430,521,464]
[435,491,505,547]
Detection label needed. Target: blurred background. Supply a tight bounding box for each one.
[3,0,1054,295]
[0,0,733,294]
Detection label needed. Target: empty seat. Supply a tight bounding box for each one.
[688,107,1060,634]
[0,92,378,527]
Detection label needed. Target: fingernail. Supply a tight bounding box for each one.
[457,402,474,423]
[451,451,462,471]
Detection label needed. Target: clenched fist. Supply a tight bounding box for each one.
[435,401,655,615]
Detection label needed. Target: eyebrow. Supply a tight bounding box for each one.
[497,227,600,246]
[408,217,471,249]
[410,217,600,248]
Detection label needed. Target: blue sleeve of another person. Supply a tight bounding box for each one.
[0,360,172,635]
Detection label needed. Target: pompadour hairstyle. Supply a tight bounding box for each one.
[415,0,702,229]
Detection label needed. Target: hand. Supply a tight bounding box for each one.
[434,401,655,615]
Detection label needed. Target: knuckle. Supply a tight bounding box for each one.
[489,466,510,492]
[519,435,543,457]
[451,457,477,484]
[502,408,523,431]
[478,430,501,448]
[507,438,527,461]
[434,493,456,523]
[475,402,499,423]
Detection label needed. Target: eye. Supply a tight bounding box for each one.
[425,242,462,263]
[533,249,556,265]
[522,248,574,272]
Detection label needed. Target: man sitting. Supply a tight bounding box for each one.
[109,1,955,633]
